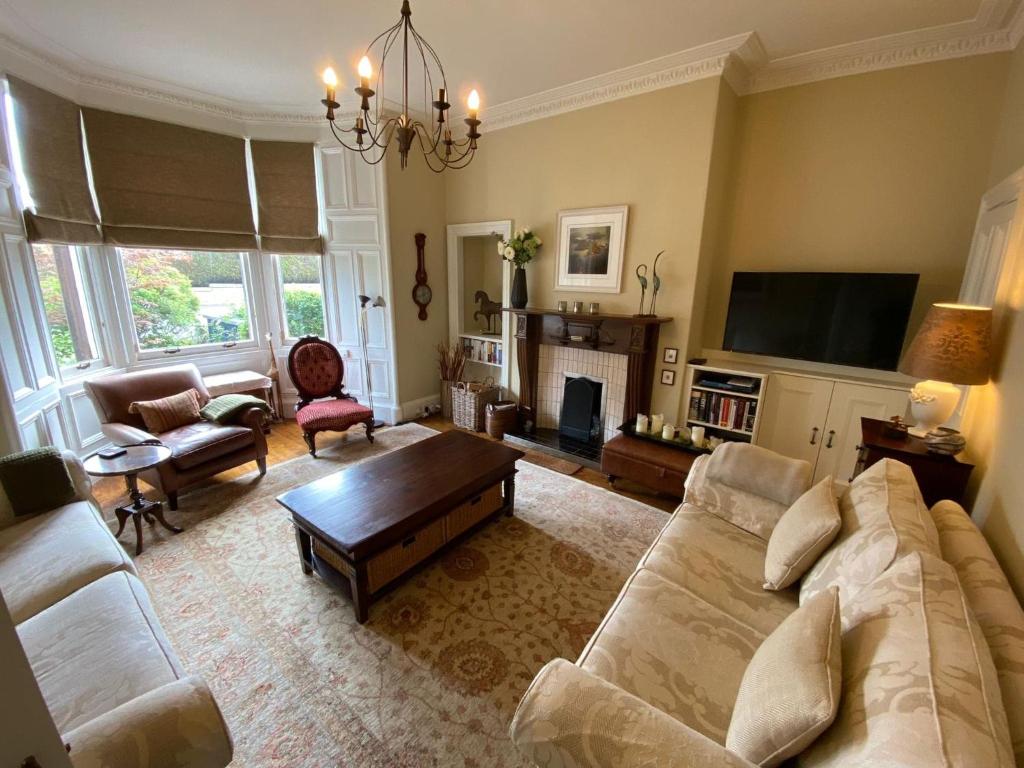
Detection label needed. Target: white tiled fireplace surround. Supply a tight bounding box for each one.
[536,344,627,443]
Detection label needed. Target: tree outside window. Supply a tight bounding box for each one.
[31,244,102,370]
[278,254,325,339]
[118,249,254,351]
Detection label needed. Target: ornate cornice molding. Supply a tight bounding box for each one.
[1,0,1022,133]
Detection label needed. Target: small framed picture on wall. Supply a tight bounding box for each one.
[660,369,676,386]
[663,347,678,364]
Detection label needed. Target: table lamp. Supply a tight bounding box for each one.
[898,302,992,437]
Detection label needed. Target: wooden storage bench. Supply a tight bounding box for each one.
[601,433,699,498]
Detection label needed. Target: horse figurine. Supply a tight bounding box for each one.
[473,290,503,334]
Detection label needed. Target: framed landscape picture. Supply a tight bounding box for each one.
[554,205,628,293]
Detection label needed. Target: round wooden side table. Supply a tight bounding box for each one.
[83,445,179,556]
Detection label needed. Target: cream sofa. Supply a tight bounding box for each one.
[0,450,233,768]
[511,445,1024,767]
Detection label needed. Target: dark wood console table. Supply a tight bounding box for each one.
[854,417,974,508]
[505,308,672,428]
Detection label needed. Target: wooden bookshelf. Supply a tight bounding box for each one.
[682,363,769,444]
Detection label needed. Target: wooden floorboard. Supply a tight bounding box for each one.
[92,417,678,514]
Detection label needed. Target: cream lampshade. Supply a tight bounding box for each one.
[898,302,992,437]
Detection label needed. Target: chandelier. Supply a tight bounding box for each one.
[320,0,481,172]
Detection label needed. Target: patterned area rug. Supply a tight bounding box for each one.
[133,424,667,767]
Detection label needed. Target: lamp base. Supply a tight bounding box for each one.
[907,380,961,437]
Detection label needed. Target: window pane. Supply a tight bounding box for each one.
[279,254,325,338]
[31,244,100,369]
[118,249,253,351]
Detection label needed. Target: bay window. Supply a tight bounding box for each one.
[30,243,106,373]
[275,253,326,340]
[117,249,257,355]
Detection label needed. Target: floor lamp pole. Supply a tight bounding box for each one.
[358,295,386,428]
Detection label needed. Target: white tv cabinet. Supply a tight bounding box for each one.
[684,358,911,490]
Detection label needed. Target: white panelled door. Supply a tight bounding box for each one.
[0,90,70,455]
[316,147,398,423]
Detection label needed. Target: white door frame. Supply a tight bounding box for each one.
[446,220,513,390]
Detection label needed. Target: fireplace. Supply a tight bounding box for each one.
[560,375,603,443]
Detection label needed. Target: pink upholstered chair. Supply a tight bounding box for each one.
[287,336,374,457]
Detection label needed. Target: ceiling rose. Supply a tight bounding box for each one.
[320,0,481,172]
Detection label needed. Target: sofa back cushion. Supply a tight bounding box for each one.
[799,459,939,605]
[798,552,1013,768]
[707,442,813,508]
[84,364,210,430]
[684,455,792,541]
[932,500,1024,765]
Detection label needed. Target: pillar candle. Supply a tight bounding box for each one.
[691,426,705,448]
[650,414,665,435]
[661,424,674,440]
[636,414,649,434]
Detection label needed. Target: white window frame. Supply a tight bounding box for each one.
[114,248,262,362]
[28,243,110,380]
[272,252,327,344]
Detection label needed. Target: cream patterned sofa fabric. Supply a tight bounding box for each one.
[640,503,797,635]
[685,455,795,541]
[707,442,813,508]
[763,477,841,591]
[578,568,763,742]
[510,659,758,768]
[18,571,185,734]
[799,552,1014,768]
[0,500,137,623]
[64,676,233,768]
[727,587,841,767]
[799,458,940,605]
[932,500,1024,764]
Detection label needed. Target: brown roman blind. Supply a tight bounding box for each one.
[249,140,322,254]
[7,77,101,244]
[81,107,256,250]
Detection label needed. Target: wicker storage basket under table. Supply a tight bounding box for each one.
[452,381,501,431]
[485,400,518,439]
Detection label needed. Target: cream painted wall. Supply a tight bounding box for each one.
[962,39,1024,598]
[444,77,727,423]
[703,54,1011,355]
[988,41,1024,186]
[385,149,448,412]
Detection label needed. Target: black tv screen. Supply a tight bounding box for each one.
[722,272,919,370]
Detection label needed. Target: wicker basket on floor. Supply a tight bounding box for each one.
[452,380,500,431]
[485,400,518,439]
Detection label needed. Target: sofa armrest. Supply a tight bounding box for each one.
[60,450,94,503]
[64,676,232,768]
[101,422,161,446]
[237,406,268,455]
[510,659,756,768]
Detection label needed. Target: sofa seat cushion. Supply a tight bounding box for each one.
[160,421,254,470]
[0,501,136,624]
[932,500,1024,765]
[578,567,764,743]
[799,458,940,606]
[640,503,798,635]
[799,552,1014,768]
[18,571,184,734]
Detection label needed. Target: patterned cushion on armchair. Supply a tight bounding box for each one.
[295,398,373,431]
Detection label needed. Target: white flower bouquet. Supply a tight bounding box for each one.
[496,227,542,267]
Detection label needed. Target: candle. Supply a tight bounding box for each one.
[691,426,705,448]
[650,414,665,435]
[467,89,480,119]
[678,426,691,443]
[661,424,675,440]
[635,414,649,434]
[322,67,338,103]
[358,56,372,90]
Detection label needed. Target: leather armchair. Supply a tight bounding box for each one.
[84,364,268,509]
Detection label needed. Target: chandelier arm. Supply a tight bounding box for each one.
[367,21,403,129]
[411,119,444,158]
[329,120,384,155]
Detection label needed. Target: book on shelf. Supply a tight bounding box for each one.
[687,390,757,432]
[461,337,502,365]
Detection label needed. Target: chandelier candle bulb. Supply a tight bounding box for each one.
[467,89,480,119]
[357,56,372,90]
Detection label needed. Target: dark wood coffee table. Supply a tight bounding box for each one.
[276,430,525,622]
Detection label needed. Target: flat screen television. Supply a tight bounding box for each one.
[722,272,919,370]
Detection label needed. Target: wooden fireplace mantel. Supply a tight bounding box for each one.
[503,307,673,426]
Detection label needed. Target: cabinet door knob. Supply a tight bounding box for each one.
[826,429,836,448]
[809,427,819,445]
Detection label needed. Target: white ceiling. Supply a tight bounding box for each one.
[0,0,1019,119]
